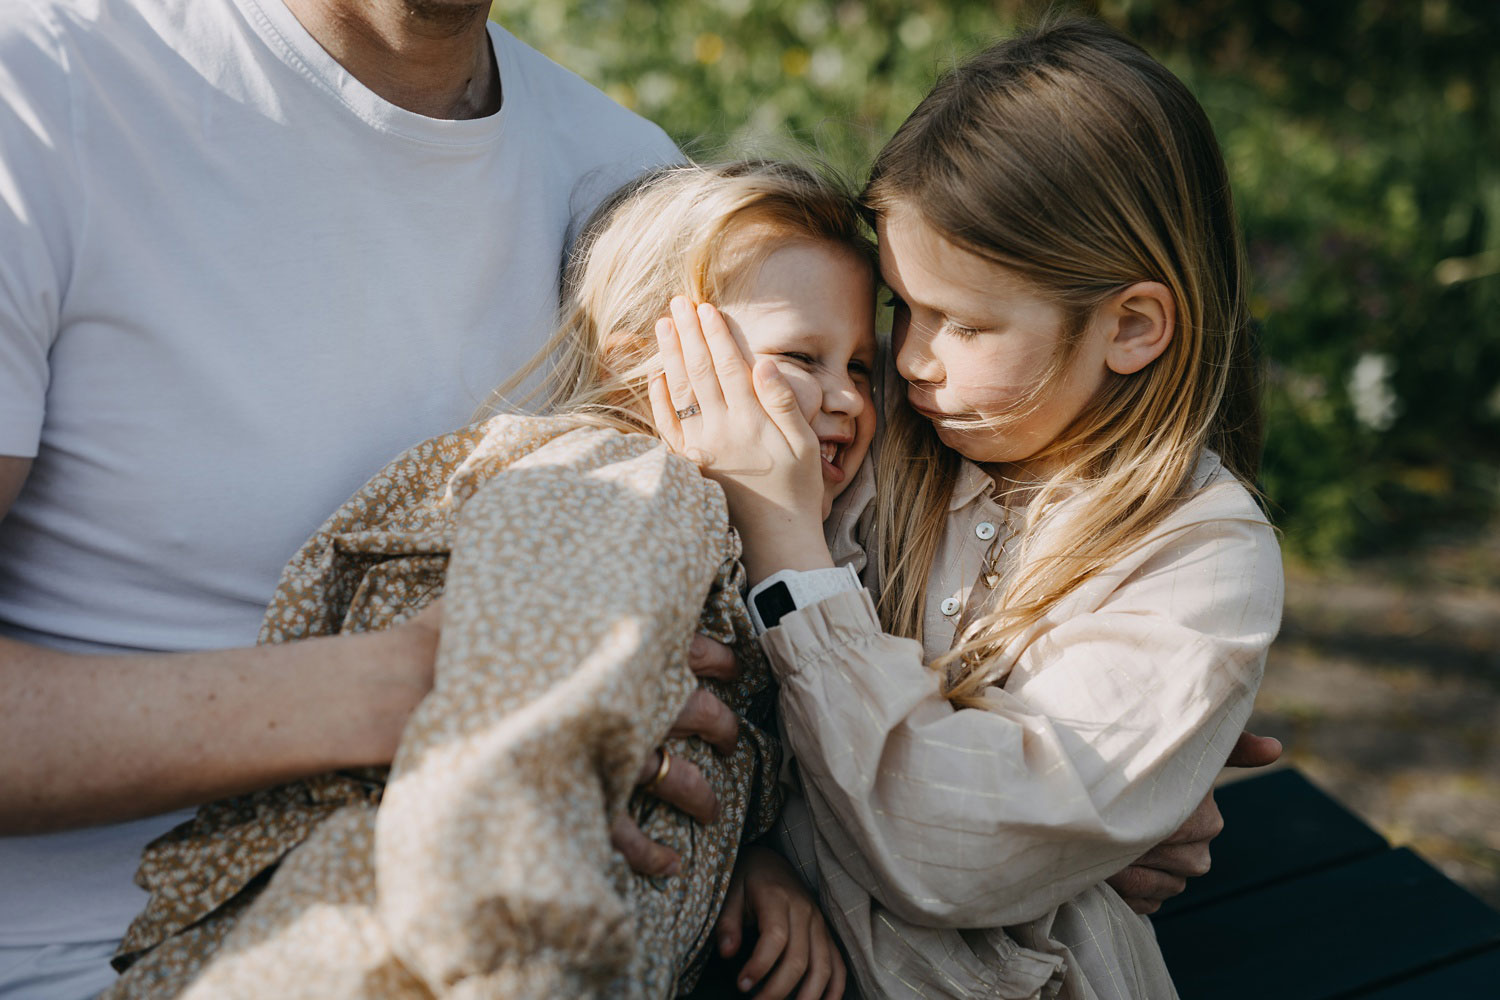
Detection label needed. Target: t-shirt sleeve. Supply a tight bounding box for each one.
[0,5,81,457]
[559,116,682,253]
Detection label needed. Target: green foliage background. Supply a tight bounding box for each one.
[490,0,1500,561]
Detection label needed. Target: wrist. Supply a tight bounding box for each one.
[342,625,437,764]
[741,529,833,585]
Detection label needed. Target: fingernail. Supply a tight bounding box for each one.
[739,977,754,991]
[661,858,680,877]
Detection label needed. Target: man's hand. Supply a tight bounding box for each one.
[1106,730,1283,914]
[611,635,741,877]
[1222,731,1284,770]
[687,632,739,682]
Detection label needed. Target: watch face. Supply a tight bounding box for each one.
[754,580,796,630]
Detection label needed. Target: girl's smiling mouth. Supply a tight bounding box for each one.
[819,435,851,481]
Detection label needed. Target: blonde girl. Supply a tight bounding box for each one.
[109,160,871,1000]
[653,16,1283,1000]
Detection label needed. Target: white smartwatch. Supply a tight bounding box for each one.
[747,565,862,634]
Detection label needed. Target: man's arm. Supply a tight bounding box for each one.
[3,458,742,852]
[1,455,437,833]
[0,456,27,517]
[0,602,439,835]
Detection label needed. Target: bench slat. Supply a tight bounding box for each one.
[1353,944,1500,997]
[1156,848,1500,1000]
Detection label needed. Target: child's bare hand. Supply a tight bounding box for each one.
[650,297,828,581]
[714,845,845,1000]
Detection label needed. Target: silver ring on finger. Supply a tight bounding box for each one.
[674,402,701,420]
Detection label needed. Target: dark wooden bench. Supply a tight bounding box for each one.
[1155,768,1500,999]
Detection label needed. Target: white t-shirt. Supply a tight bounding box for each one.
[0,0,678,951]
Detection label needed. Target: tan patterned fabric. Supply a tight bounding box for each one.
[106,415,781,1000]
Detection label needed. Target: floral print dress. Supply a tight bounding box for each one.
[106,415,781,1000]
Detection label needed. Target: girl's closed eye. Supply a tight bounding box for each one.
[942,319,983,340]
[883,289,979,340]
[779,350,875,379]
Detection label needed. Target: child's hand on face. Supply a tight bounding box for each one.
[651,297,833,582]
[714,845,846,1000]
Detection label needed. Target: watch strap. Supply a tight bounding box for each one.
[748,565,862,634]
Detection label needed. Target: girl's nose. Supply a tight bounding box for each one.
[894,322,941,386]
[823,374,866,418]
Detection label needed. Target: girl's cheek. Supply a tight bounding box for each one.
[774,365,823,420]
[956,381,1018,414]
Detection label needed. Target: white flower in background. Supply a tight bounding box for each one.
[810,46,844,87]
[1348,352,1400,431]
[748,101,783,136]
[898,14,932,49]
[636,72,676,110]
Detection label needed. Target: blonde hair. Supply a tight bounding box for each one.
[864,15,1262,705]
[480,161,874,434]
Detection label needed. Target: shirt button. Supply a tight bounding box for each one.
[940,597,961,616]
[975,521,997,541]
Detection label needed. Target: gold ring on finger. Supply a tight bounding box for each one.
[645,749,672,791]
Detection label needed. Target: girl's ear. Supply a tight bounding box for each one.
[1101,281,1174,375]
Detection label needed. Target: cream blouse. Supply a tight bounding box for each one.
[768,452,1284,999]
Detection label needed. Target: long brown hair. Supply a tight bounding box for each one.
[864,15,1262,703]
